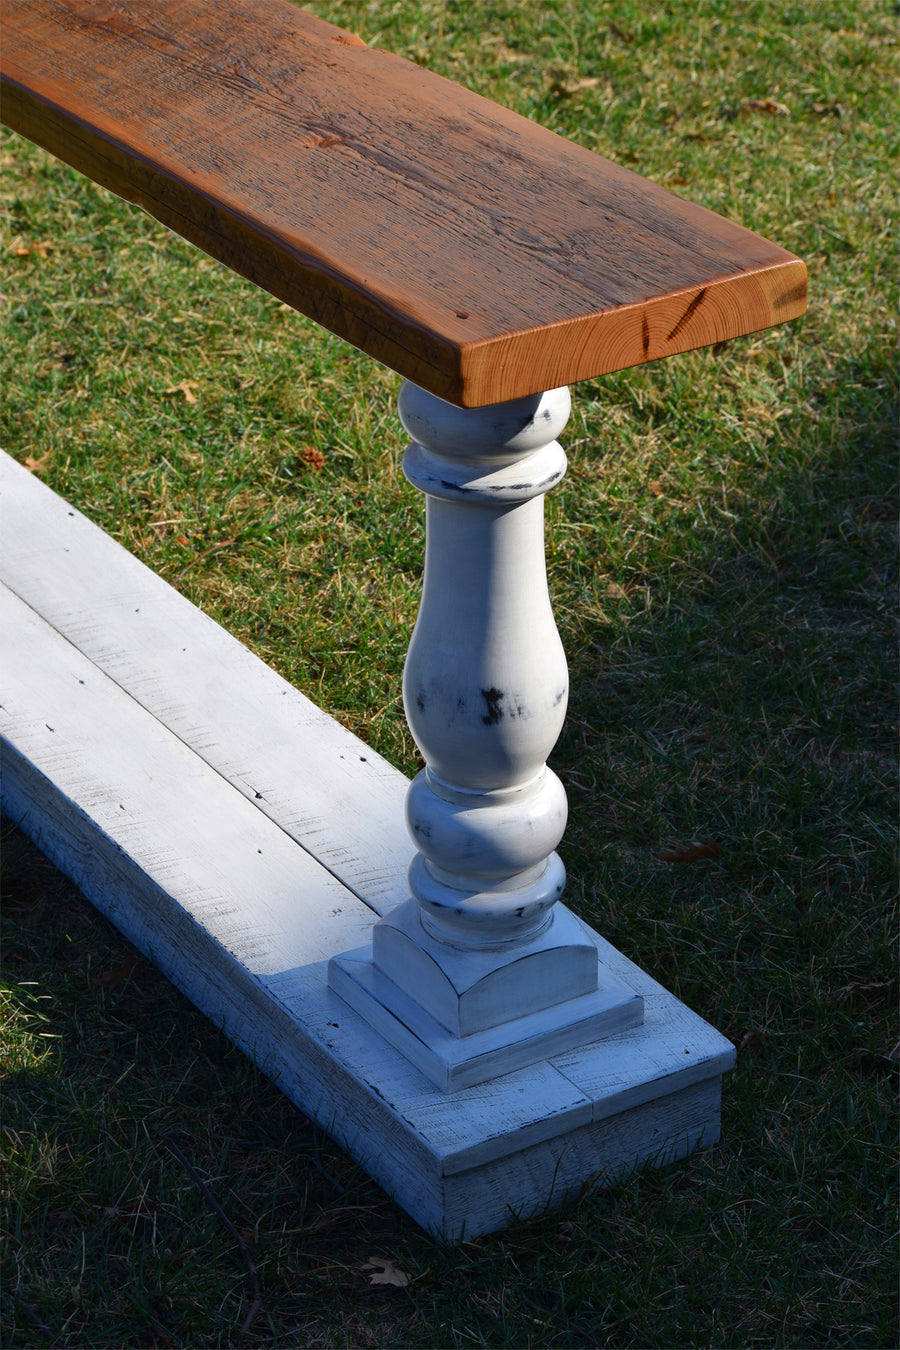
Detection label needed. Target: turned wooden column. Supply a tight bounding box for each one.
[329,384,643,1090]
[399,380,571,946]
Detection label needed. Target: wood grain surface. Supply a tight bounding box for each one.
[1,0,806,404]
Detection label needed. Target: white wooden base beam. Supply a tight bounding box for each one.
[0,453,734,1240]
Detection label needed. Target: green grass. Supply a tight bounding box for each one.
[1,0,897,1345]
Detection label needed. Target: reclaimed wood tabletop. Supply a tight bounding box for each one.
[1,0,806,405]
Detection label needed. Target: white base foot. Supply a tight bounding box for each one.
[330,899,644,1091]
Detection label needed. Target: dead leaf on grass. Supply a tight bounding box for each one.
[361,1257,409,1287]
[23,452,52,473]
[301,445,326,470]
[655,841,722,864]
[11,239,54,258]
[163,379,199,403]
[553,75,603,97]
[98,954,145,989]
[740,97,790,116]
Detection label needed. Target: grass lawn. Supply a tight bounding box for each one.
[1,1,897,1346]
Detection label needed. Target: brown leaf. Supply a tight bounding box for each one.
[655,841,722,864]
[12,239,54,258]
[301,445,326,471]
[740,97,790,116]
[361,1257,409,1287]
[163,379,199,403]
[22,452,52,473]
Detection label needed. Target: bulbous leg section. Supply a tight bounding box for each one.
[406,766,568,947]
[328,383,644,1090]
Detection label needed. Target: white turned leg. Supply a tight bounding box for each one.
[329,384,643,1090]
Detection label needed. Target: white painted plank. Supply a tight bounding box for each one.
[280,945,730,1181]
[271,961,724,1204]
[0,583,377,968]
[0,451,412,914]
[550,934,735,1119]
[273,965,596,1175]
[3,727,447,1229]
[435,1077,724,1238]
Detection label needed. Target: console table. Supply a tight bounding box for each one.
[1,0,806,1238]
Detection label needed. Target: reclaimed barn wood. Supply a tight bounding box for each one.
[2,0,805,405]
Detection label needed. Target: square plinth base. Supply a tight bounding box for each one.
[329,914,645,1092]
[302,955,732,1238]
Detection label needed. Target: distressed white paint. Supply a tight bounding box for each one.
[0,583,377,967]
[2,460,734,1240]
[398,382,573,941]
[328,385,643,1087]
[0,451,412,915]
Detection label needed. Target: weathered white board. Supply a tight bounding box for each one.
[1,458,735,1239]
[0,451,412,915]
[0,583,378,967]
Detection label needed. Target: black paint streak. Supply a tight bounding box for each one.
[667,287,707,342]
[641,312,650,356]
[416,693,426,712]
[481,687,504,724]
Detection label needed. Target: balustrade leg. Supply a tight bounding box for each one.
[329,382,643,1090]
